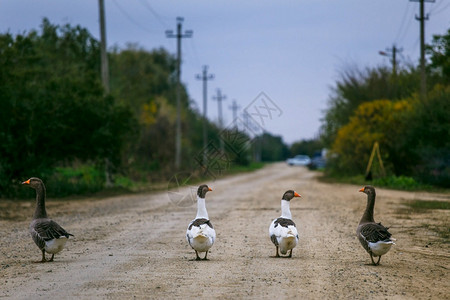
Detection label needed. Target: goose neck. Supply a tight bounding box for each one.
[281,199,292,219]
[360,193,375,223]
[196,196,209,219]
[33,184,48,219]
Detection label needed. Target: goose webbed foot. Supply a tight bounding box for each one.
[202,251,209,261]
[37,250,47,263]
[275,246,280,257]
[370,253,381,266]
[48,254,55,262]
[288,249,293,258]
[195,250,201,261]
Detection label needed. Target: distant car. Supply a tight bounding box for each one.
[286,155,311,166]
[308,156,326,170]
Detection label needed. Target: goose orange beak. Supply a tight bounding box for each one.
[294,192,301,197]
[22,179,30,185]
[208,187,213,191]
[359,187,365,192]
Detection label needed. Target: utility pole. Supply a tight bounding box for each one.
[379,45,403,76]
[410,0,435,100]
[99,0,109,94]
[166,17,193,169]
[98,0,112,187]
[229,100,240,127]
[213,89,226,152]
[213,88,227,128]
[195,66,214,165]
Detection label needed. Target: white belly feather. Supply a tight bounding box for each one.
[269,220,298,254]
[186,224,215,253]
[45,237,68,254]
[368,240,395,256]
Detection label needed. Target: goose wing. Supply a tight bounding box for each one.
[187,218,214,230]
[32,219,73,241]
[359,222,392,243]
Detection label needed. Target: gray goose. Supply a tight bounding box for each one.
[22,177,73,262]
[186,184,215,260]
[357,186,395,265]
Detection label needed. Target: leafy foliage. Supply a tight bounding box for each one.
[321,65,420,146]
[404,85,450,186]
[426,28,450,82]
[330,99,411,175]
[0,19,137,196]
[290,139,324,157]
[322,27,450,187]
[252,133,289,162]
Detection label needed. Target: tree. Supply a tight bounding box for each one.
[0,19,137,196]
[321,65,420,146]
[330,99,411,176]
[290,139,324,157]
[404,85,450,187]
[252,133,289,162]
[426,28,450,83]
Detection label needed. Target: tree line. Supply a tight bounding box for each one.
[0,19,317,199]
[0,19,277,197]
[320,28,450,187]
[1,20,447,197]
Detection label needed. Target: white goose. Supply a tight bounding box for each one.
[357,185,395,265]
[186,184,215,260]
[269,190,301,258]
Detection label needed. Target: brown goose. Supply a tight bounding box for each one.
[22,177,73,262]
[357,186,395,265]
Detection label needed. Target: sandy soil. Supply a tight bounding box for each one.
[1,163,449,299]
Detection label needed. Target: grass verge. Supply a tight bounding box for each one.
[319,173,445,192]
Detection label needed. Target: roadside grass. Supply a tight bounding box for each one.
[396,199,450,244]
[8,162,267,199]
[405,200,450,210]
[321,171,450,244]
[318,173,445,192]
[420,223,450,243]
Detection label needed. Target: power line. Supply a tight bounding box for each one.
[428,0,446,14]
[166,17,193,169]
[138,0,170,28]
[111,0,157,34]
[188,38,202,67]
[395,2,413,44]
[430,1,450,15]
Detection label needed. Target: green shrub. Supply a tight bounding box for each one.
[372,175,421,190]
[46,165,105,197]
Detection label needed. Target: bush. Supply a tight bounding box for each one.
[46,165,105,197]
[372,176,423,190]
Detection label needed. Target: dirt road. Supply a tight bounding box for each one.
[1,163,449,299]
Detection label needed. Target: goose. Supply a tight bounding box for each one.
[186,184,215,260]
[357,185,395,265]
[22,177,73,262]
[269,190,301,258]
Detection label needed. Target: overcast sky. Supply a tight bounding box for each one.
[1,0,449,144]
